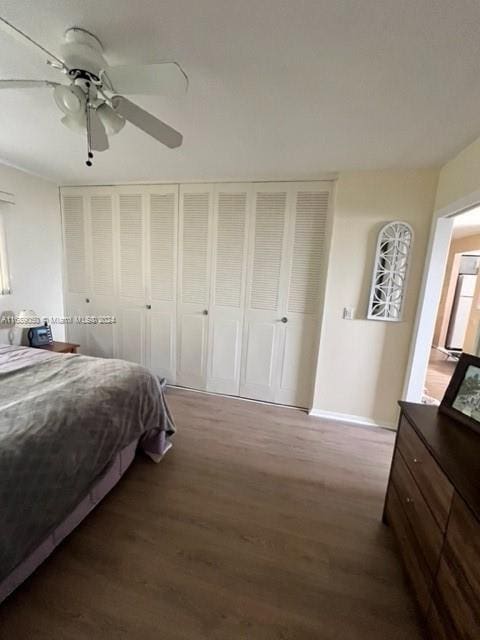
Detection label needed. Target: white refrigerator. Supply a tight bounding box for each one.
[446,274,477,351]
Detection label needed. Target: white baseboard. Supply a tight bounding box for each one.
[308,408,396,431]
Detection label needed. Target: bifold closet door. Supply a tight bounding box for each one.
[240,184,290,402]
[62,189,116,357]
[206,184,251,395]
[240,182,331,407]
[176,185,214,389]
[116,186,178,382]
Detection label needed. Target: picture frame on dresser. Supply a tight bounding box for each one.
[439,353,480,436]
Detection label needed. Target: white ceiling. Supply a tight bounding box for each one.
[1,1,480,185]
[453,206,480,239]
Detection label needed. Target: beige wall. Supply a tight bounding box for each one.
[435,136,480,212]
[433,234,480,349]
[0,163,64,341]
[312,170,438,427]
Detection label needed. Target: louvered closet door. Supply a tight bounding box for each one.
[85,191,116,358]
[116,188,147,366]
[206,185,251,395]
[276,183,331,407]
[239,184,291,402]
[62,191,89,349]
[145,186,178,383]
[177,185,214,389]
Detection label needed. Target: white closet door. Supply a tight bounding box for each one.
[207,185,251,395]
[146,186,178,382]
[62,191,88,349]
[276,183,331,406]
[240,184,290,402]
[177,185,213,389]
[116,188,147,366]
[85,191,117,359]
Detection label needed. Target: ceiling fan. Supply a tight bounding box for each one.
[0,17,187,166]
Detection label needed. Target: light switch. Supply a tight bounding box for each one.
[343,306,355,320]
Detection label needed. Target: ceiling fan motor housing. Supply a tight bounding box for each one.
[60,28,107,80]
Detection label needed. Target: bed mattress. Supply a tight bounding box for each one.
[0,345,175,603]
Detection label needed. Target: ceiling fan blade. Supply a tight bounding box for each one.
[0,79,59,89]
[112,96,183,149]
[0,17,66,69]
[88,107,109,152]
[103,62,188,97]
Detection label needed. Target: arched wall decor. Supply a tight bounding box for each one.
[367,221,414,322]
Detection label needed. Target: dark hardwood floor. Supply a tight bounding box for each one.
[0,388,424,639]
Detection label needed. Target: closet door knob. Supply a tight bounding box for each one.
[280,317,288,323]
[85,298,90,303]
[146,304,152,310]
[203,309,209,316]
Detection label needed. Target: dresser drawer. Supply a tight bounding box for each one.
[385,482,433,615]
[428,494,480,640]
[397,416,453,531]
[391,450,444,576]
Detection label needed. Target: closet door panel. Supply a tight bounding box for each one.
[62,193,87,296]
[240,185,290,401]
[86,191,116,358]
[63,297,88,350]
[146,187,178,382]
[118,192,145,300]
[120,307,145,365]
[116,189,147,365]
[277,184,331,406]
[209,317,241,381]
[243,320,278,393]
[207,185,250,395]
[148,311,175,379]
[62,192,88,347]
[177,186,213,389]
[276,317,318,406]
[178,313,208,380]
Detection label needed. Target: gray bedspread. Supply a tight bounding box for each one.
[0,345,175,582]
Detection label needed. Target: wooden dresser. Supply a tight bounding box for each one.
[384,402,480,639]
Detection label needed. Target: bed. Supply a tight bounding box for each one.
[0,344,175,604]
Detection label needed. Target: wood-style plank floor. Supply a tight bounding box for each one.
[0,388,424,639]
[424,347,456,402]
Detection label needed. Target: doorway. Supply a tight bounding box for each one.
[404,203,480,404]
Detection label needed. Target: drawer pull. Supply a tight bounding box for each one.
[413,458,421,464]
[405,497,414,504]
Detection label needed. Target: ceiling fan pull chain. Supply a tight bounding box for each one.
[85,82,94,167]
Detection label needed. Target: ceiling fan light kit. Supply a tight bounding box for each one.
[96,102,126,136]
[0,20,187,167]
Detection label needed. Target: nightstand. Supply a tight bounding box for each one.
[36,341,80,354]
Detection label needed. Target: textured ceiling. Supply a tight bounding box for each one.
[1,0,480,185]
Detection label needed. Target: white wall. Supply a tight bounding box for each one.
[0,162,64,341]
[312,170,439,427]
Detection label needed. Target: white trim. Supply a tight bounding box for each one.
[403,188,480,402]
[60,175,339,189]
[435,188,480,220]
[308,408,396,430]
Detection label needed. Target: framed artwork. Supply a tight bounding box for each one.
[440,353,480,435]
